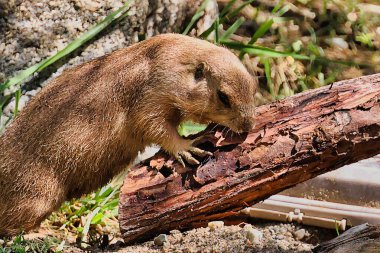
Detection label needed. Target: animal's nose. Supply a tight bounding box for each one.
[240,118,255,132]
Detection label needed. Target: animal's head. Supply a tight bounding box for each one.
[146,34,257,133]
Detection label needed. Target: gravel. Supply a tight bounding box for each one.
[102,221,336,253]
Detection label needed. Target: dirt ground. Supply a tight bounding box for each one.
[59,220,336,253]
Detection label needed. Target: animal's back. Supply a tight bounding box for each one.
[0,46,144,235]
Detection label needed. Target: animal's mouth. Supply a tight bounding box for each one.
[211,119,255,134]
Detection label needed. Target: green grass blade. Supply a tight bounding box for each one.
[249,4,288,45]
[220,0,238,17]
[182,0,210,35]
[220,17,245,41]
[200,0,254,39]
[275,5,290,16]
[82,207,100,240]
[224,41,364,66]
[90,212,104,225]
[271,0,284,13]
[248,19,274,45]
[100,186,120,206]
[239,3,287,59]
[13,89,21,118]
[262,58,274,96]
[199,23,215,38]
[182,11,205,35]
[214,17,220,43]
[0,0,132,93]
[224,41,310,59]
[224,0,255,22]
[0,95,10,114]
[34,1,132,73]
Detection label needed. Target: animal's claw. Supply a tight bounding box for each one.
[188,147,213,157]
[174,147,212,167]
[174,153,186,168]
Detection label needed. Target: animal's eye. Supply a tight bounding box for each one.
[194,63,204,81]
[217,90,231,108]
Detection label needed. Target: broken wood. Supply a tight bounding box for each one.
[314,223,380,253]
[119,74,380,244]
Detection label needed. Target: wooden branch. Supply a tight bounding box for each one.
[314,223,380,253]
[119,74,380,244]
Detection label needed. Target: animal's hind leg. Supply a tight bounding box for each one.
[0,195,65,236]
[0,173,65,236]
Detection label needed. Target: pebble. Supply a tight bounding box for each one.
[153,234,168,246]
[347,12,358,22]
[294,228,306,240]
[0,115,10,129]
[244,224,263,245]
[208,221,224,231]
[330,37,349,49]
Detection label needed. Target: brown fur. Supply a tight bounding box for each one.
[0,34,256,235]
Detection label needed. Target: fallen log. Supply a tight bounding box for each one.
[119,74,380,244]
[314,223,380,253]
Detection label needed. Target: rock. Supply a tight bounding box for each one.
[330,37,349,49]
[153,234,168,246]
[294,228,306,240]
[0,115,10,128]
[208,221,224,231]
[347,12,358,22]
[25,89,39,97]
[244,224,263,245]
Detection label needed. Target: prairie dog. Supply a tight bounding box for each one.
[0,34,256,235]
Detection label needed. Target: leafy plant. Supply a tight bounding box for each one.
[0,235,62,253]
[48,182,121,244]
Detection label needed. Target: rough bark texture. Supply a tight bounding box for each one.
[119,74,380,244]
[314,223,380,253]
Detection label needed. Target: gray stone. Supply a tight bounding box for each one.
[294,228,306,240]
[153,234,168,246]
[208,221,224,231]
[244,224,263,245]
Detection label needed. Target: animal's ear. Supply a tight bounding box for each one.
[194,63,205,81]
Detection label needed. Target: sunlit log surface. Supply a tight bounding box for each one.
[119,74,380,244]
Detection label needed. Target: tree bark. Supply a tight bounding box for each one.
[313,223,380,253]
[119,74,380,244]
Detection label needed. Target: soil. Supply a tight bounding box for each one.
[57,220,336,253]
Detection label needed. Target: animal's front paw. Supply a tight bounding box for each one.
[174,146,213,167]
